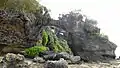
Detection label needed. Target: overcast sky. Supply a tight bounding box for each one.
[40,0,120,57]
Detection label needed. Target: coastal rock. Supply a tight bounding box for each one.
[68,32,116,62]
[70,56,81,64]
[0,9,50,54]
[50,11,117,62]
[33,57,45,63]
[0,53,29,68]
[44,58,68,68]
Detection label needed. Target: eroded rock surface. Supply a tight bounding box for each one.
[44,58,68,68]
[50,11,117,62]
[0,53,29,68]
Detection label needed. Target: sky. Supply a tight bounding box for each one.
[40,0,120,57]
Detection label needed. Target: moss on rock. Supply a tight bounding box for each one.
[42,30,48,46]
[25,26,72,57]
[25,45,48,57]
[43,26,72,53]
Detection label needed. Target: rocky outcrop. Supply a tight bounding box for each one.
[68,32,116,62]
[0,9,50,54]
[51,11,117,62]
[0,9,117,62]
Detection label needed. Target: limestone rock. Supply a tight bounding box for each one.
[0,53,29,68]
[70,56,81,64]
[33,57,45,63]
[44,58,68,68]
[50,11,117,62]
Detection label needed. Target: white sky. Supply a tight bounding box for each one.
[40,0,120,57]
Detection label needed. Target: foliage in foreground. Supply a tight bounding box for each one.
[25,46,48,57]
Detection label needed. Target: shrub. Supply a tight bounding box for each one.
[25,46,48,57]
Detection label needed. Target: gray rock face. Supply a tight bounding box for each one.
[0,9,50,54]
[51,11,117,62]
[68,32,116,62]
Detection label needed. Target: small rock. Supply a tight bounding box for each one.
[70,56,81,64]
[44,58,68,68]
[29,63,44,68]
[33,57,45,63]
[43,53,57,60]
[56,52,71,60]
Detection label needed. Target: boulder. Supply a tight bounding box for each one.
[56,52,71,60]
[44,58,68,68]
[43,52,57,60]
[43,52,71,60]
[0,53,29,68]
[33,56,45,63]
[70,56,81,64]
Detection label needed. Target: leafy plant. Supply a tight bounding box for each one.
[25,46,48,57]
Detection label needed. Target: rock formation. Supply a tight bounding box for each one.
[0,9,50,54]
[0,9,117,62]
[50,11,117,62]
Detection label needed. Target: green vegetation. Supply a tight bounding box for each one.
[0,0,41,12]
[42,30,48,46]
[59,39,72,53]
[45,27,72,53]
[25,46,48,57]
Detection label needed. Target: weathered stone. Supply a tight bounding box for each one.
[0,53,29,68]
[0,9,50,54]
[56,52,71,60]
[44,58,68,68]
[50,12,117,62]
[29,63,44,68]
[43,53,57,60]
[70,56,81,64]
[33,57,45,63]
[68,32,117,62]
